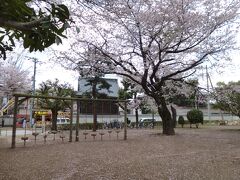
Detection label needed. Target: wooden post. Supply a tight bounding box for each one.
[69,100,73,142]
[75,100,80,142]
[92,99,97,131]
[11,95,18,148]
[124,101,127,140]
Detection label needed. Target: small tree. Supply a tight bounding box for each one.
[118,79,142,127]
[169,79,206,108]
[83,76,112,131]
[118,79,135,100]
[178,116,185,128]
[187,109,203,128]
[36,79,75,131]
[213,81,240,118]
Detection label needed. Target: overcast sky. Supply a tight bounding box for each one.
[22,53,239,91]
[19,34,240,91]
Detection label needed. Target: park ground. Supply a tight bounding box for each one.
[0,125,240,180]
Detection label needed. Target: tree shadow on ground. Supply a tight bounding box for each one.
[148,132,181,137]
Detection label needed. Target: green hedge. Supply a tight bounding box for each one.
[178,116,185,128]
[57,123,105,130]
[187,109,204,125]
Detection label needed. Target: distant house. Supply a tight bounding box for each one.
[77,77,119,115]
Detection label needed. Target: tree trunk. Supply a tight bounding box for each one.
[155,97,175,135]
[51,109,58,131]
[135,108,139,128]
[159,107,175,135]
[152,111,155,129]
[171,105,177,128]
[134,93,139,128]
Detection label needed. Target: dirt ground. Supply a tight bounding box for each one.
[0,126,240,180]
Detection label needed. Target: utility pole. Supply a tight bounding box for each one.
[206,66,215,120]
[206,66,210,120]
[29,58,37,127]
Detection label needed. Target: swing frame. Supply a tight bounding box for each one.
[11,93,128,148]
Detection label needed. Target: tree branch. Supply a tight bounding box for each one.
[0,17,49,31]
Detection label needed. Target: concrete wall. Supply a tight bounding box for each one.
[1,107,239,126]
[0,116,13,126]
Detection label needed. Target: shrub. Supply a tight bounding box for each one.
[178,116,185,128]
[187,109,204,128]
[57,123,104,130]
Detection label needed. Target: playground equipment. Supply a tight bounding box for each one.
[60,129,65,142]
[99,102,105,141]
[99,132,105,141]
[51,130,58,141]
[115,129,121,140]
[82,101,89,140]
[10,94,128,148]
[21,98,29,146]
[91,132,97,140]
[0,97,15,116]
[31,98,39,144]
[83,131,88,140]
[108,130,112,139]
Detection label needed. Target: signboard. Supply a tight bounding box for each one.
[58,112,70,117]
[35,111,49,115]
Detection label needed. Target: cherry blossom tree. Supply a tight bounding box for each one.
[214,81,240,118]
[0,59,31,97]
[0,58,31,115]
[54,0,240,135]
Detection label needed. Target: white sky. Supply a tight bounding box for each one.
[17,33,240,92]
[200,51,240,88]
[21,52,240,92]
[22,53,79,90]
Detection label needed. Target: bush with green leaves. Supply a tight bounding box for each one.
[178,116,185,128]
[0,1,71,60]
[187,109,203,128]
[58,123,104,131]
